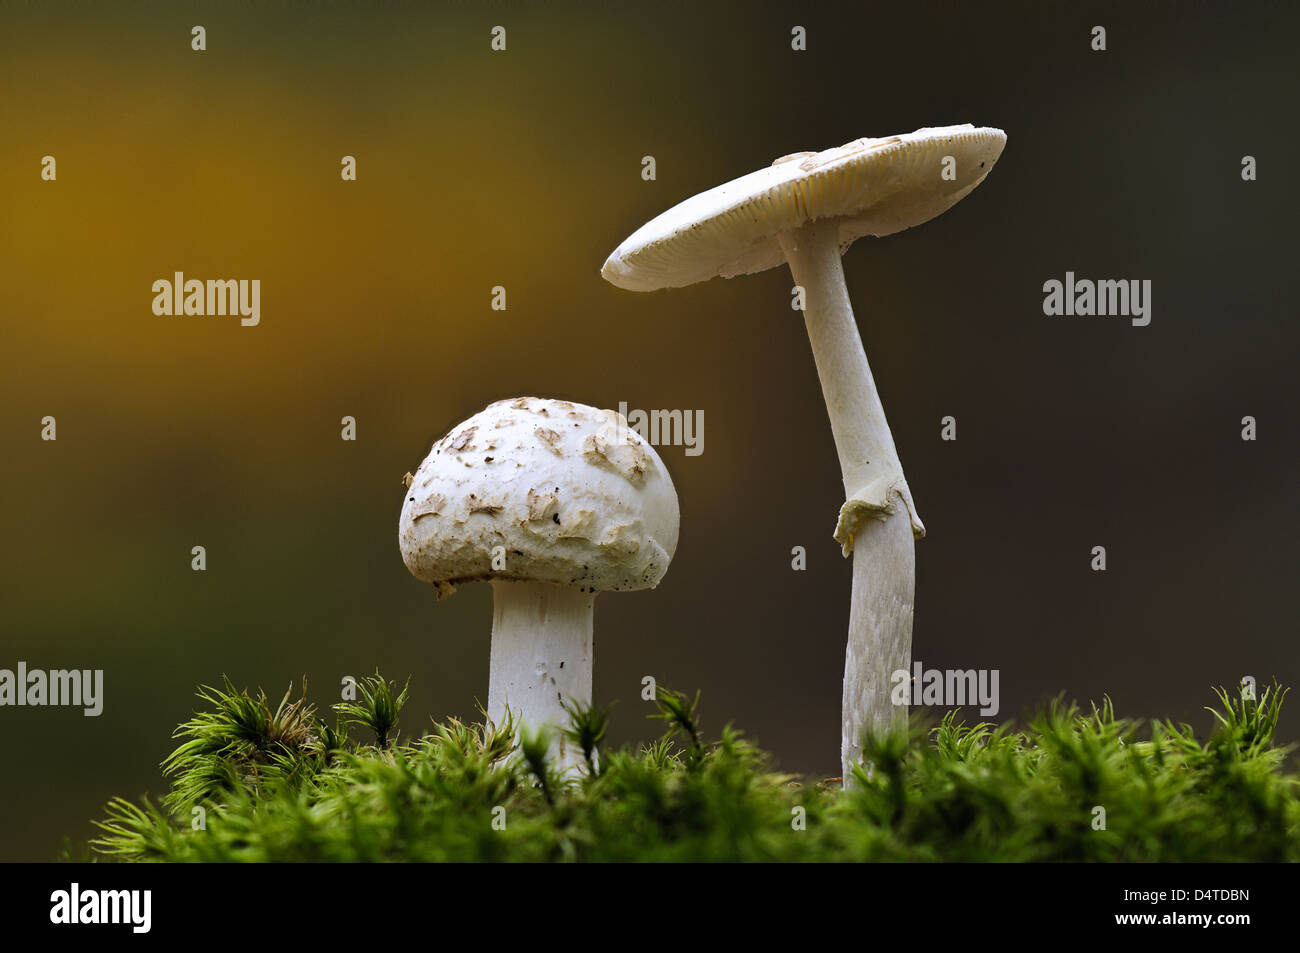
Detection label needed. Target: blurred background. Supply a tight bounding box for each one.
[1,1,1296,860]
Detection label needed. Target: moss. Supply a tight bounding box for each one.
[84,678,1299,862]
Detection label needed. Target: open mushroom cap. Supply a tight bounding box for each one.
[602,124,1006,292]
[399,397,680,598]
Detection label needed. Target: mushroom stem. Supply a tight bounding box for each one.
[778,218,920,786]
[841,503,915,782]
[488,580,594,768]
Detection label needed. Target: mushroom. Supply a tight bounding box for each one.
[399,397,680,767]
[601,125,1006,783]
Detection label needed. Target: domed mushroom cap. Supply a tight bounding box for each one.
[399,397,680,598]
[602,124,1007,292]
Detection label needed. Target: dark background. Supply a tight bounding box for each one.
[1,0,1295,861]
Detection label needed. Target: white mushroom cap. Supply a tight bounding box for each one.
[399,397,680,598]
[602,124,1007,292]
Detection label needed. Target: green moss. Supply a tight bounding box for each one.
[85,677,1299,862]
